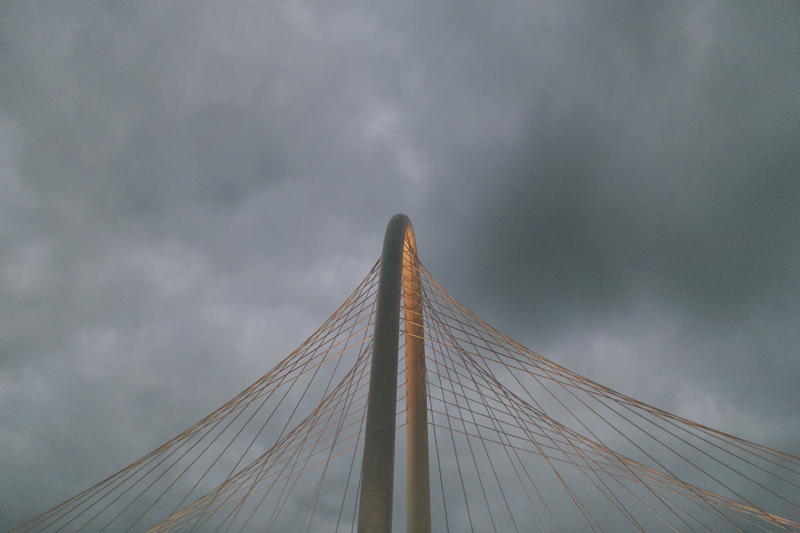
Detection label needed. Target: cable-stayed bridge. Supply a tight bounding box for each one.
[10,215,800,533]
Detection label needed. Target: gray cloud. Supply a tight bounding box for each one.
[1,0,798,528]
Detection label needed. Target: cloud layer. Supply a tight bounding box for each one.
[1,0,798,527]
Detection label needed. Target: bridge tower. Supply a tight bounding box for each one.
[357,214,431,533]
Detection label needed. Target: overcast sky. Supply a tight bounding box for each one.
[1,0,799,529]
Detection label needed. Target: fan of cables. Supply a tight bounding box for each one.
[10,253,800,533]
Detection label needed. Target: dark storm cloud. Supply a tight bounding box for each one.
[1,0,798,529]
[418,0,800,443]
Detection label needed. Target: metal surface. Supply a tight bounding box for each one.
[357,214,431,533]
[403,225,431,533]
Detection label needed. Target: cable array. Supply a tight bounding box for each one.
[9,248,800,533]
[407,244,800,533]
[11,261,388,533]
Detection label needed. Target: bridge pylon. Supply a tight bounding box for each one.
[357,214,431,533]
